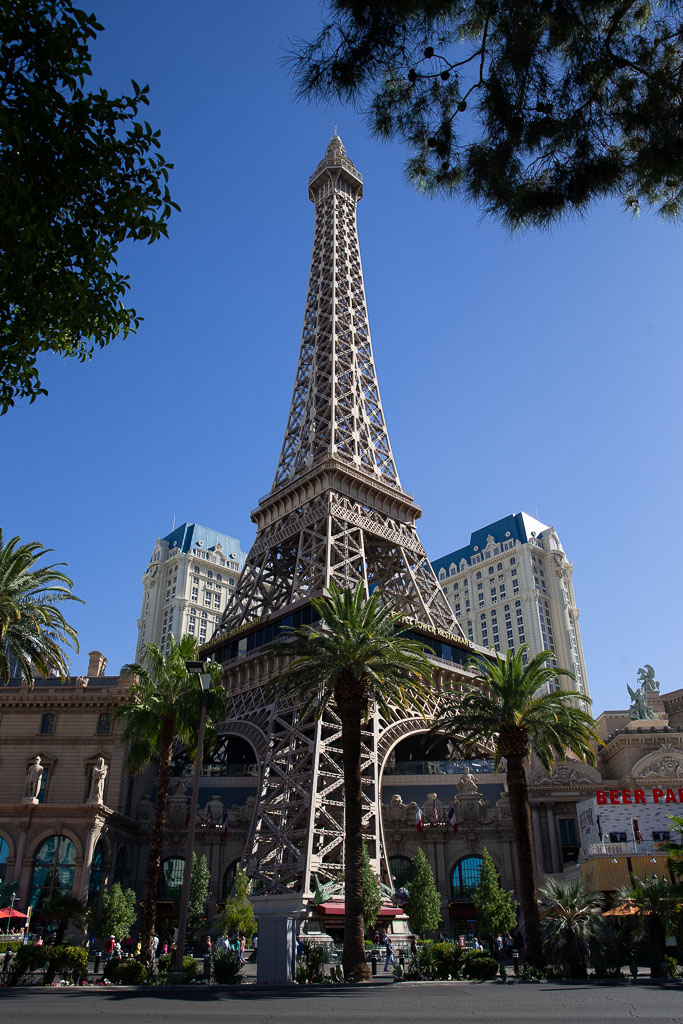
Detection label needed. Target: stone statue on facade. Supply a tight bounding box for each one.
[457,765,479,794]
[87,757,108,804]
[24,756,43,801]
[628,664,659,720]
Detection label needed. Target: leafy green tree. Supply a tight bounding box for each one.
[0,0,178,413]
[661,814,683,882]
[0,529,82,686]
[432,645,598,966]
[186,853,211,939]
[89,882,137,941]
[406,847,441,937]
[538,877,604,978]
[40,893,86,944]
[218,866,256,941]
[472,848,517,947]
[361,841,382,933]
[272,581,434,982]
[290,1,683,228]
[615,875,679,979]
[116,635,224,964]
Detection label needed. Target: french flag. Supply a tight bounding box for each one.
[416,807,423,832]
[219,809,229,839]
[447,804,458,834]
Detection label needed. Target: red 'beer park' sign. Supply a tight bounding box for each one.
[596,788,683,805]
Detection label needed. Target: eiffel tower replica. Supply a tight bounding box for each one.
[203,134,481,977]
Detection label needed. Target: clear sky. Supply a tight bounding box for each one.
[2,1,681,715]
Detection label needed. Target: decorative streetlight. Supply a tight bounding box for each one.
[173,660,213,973]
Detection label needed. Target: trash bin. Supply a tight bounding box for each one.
[371,953,377,976]
[512,951,520,976]
[93,952,102,975]
[203,954,211,980]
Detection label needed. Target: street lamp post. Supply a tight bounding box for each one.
[173,661,213,974]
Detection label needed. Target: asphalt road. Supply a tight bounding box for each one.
[1,983,682,1024]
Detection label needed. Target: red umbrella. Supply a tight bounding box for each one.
[0,907,28,919]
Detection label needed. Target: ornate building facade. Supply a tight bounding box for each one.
[135,523,246,660]
[432,512,590,707]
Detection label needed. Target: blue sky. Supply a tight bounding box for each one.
[2,1,681,714]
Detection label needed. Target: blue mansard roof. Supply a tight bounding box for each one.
[162,522,246,564]
[431,512,551,575]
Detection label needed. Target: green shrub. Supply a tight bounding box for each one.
[0,940,23,953]
[115,959,149,985]
[520,961,546,981]
[7,943,48,985]
[47,945,89,984]
[153,952,198,983]
[181,955,199,982]
[212,947,243,984]
[462,949,499,980]
[432,941,464,980]
[298,942,326,983]
[103,955,122,982]
[665,956,679,980]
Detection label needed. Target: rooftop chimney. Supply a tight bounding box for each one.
[87,651,107,677]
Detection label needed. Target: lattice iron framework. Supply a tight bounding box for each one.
[206,135,475,898]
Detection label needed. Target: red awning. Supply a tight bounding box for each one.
[314,902,403,918]
[0,907,28,919]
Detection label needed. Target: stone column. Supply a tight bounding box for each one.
[13,827,30,906]
[546,805,560,874]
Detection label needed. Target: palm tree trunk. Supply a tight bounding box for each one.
[339,703,371,982]
[506,755,544,966]
[141,711,176,965]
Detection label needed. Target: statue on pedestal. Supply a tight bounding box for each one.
[628,664,659,720]
[87,757,108,804]
[24,756,43,801]
[457,765,479,794]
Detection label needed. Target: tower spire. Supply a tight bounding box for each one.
[213,137,463,639]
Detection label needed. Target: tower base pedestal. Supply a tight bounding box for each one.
[252,894,309,985]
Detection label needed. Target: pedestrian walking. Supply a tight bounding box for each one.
[384,936,395,972]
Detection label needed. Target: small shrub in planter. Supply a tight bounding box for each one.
[212,948,243,984]
[432,941,464,980]
[115,959,149,985]
[462,950,499,980]
[519,962,546,982]
[47,945,89,984]
[181,955,199,983]
[103,956,122,982]
[7,944,48,985]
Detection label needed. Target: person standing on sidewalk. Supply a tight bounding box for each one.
[384,936,395,972]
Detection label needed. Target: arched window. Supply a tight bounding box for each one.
[88,840,104,906]
[388,855,413,889]
[159,857,184,899]
[451,855,483,899]
[0,835,9,883]
[30,835,77,908]
[113,847,126,886]
[222,859,240,899]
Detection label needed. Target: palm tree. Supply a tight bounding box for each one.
[538,878,604,977]
[614,875,678,978]
[117,635,224,964]
[660,814,683,883]
[272,581,434,982]
[40,892,87,945]
[0,530,82,686]
[432,645,598,967]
